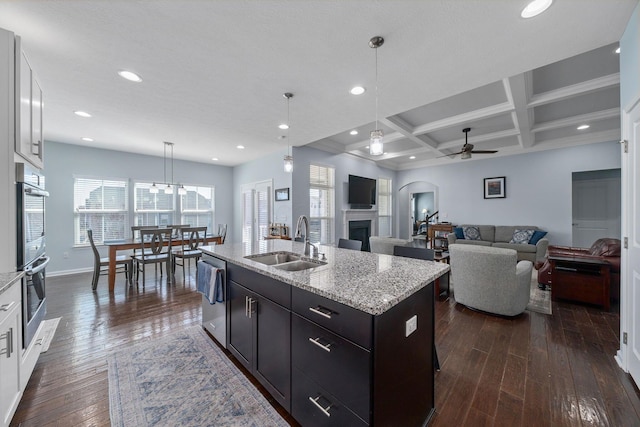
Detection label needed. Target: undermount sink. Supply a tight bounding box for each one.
[244,251,301,266]
[273,259,327,271]
[244,251,327,271]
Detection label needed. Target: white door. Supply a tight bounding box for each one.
[623,98,640,388]
[572,170,621,247]
[241,180,272,243]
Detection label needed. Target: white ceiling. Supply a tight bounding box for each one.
[0,1,636,169]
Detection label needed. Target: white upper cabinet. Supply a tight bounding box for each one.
[15,37,43,170]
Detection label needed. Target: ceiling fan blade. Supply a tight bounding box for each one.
[470,150,498,154]
[436,150,463,159]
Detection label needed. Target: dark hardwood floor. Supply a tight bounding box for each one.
[10,270,640,426]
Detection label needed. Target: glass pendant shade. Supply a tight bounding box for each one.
[369,129,384,156]
[178,185,187,195]
[284,155,293,173]
[149,183,159,194]
[164,184,173,194]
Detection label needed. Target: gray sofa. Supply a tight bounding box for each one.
[449,244,533,316]
[447,224,548,264]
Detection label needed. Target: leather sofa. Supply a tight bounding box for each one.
[537,238,621,298]
[447,224,549,264]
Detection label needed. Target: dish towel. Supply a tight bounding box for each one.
[196,261,224,304]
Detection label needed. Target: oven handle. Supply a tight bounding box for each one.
[25,256,50,276]
[24,187,49,197]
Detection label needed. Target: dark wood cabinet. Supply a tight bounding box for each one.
[227,266,291,411]
[291,283,435,426]
[549,256,611,310]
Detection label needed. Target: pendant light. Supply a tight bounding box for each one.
[369,36,384,156]
[283,92,294,173]
[149,141,186,195]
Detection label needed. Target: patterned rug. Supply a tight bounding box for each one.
[526,270,552,315]
[108,326,288,427]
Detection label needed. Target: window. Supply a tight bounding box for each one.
[309,164,335,244]
[74,177,128,245]
[134,182,175,227]
[378,178,393,236]
[180,185,214,230]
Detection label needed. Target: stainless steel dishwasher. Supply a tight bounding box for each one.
[201,253,226,348]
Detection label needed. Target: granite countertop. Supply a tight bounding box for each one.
[201,240,449,315]
[0,271,24,296]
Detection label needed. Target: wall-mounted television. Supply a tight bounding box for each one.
[348,174,376,207]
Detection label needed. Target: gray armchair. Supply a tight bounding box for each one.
[449,244,533,316]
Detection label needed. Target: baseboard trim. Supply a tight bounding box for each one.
[47,267,93,277]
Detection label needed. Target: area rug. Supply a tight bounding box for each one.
[108,326,288,427]
[526,270,552,315]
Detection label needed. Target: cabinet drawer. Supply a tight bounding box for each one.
[228,264,290,308]
[0,280,21,326]
[292,366,368,427]
[292,314,370,422]
[292,286,371,349]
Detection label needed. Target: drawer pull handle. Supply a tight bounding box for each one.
[308,395,332,417]
[308,337,331,352]
[0,301,17,312]
[309,306,332,319]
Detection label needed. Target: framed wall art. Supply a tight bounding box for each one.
[275,187,290,201]
[483,176,506,199]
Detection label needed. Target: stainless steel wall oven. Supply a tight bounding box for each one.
[16,163,49,349]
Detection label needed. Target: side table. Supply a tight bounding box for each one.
[434,251,450,299]
[549,255,611,311]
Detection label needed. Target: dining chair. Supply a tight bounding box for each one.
[172,226,207,282]
[132,228,173,286]
[217,224,228,244]
[338,238,362,251]
[131,224,161,273]
[167,224,190,239]
[392,245,440,371]
[88,229,132,290]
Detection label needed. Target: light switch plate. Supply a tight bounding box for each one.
[405,315,417,337]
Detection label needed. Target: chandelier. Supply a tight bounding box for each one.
[149,141,186,195]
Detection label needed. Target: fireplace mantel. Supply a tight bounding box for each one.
[342,209,378,238]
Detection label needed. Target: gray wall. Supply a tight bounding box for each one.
[232,147,293,243]
[620,3,639,110]
[44,141,233,274]
[396,141,621,246]
[291,146,397,243]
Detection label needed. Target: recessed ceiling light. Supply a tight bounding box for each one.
[74,110,92,118]
[409,156,416,159]
[212,157,219,161]
[278,123,289,130]
[117,70,142,82]
[81,137,94,142]
[365,145,369,149]
[521,0,553,18]
[237,145,245,149]
[577,124,590,130]
[350,86,366,95]
[615,47,621,54]
[350,130,358,136]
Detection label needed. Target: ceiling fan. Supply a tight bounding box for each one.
[447,127,498,159]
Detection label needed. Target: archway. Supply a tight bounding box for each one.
[397,181,439,240]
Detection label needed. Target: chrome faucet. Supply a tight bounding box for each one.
[295,215,318,257]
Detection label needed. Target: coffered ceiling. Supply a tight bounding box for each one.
[0,1,635,169]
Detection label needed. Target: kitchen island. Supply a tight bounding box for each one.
[201,240,449,426]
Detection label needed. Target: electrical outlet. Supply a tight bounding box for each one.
[63,252,69,259]
[405,315,417,337]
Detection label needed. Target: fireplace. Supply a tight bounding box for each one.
[349,220,371,252]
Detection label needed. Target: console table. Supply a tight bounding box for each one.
[428,223,455,250]
[549,255,611,311]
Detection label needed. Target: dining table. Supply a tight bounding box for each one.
[104,234,223,292]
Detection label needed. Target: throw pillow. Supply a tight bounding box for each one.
[453,227,465,239]
[462,226,481,240]
[510,229,535,244]
[529,230,547,245]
